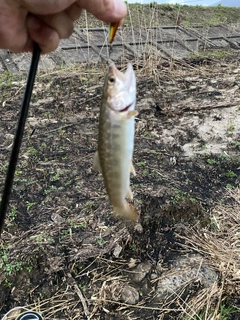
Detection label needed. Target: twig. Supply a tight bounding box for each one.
[67,273,90,318]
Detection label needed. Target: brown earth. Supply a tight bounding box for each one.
[0,5,240,320]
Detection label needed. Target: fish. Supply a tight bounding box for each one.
[93,63,138,221]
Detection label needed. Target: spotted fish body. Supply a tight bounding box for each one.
[94,63,138,220]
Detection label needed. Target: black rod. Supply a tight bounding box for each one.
[0,43,41,233]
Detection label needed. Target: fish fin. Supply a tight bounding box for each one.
[130,160,136,176]
[113,202,138,221]
[120,110,138,121]
[126,110,138,119]
[93,151,102,172]
[126,186,133,200]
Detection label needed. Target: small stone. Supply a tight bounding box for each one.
[121,285,139,304]
[150,273,158,280]
[113,243,122,258]
[131,261,152,283]
[134,223,143,234]
[155,254,218,302]
[128,258,138,268]
[51,212,65,225]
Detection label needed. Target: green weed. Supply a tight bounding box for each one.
[207,158,220,165]
[8,207,17,224]
[4,261,24,276]
[44,185,57,194]
[136,161,146,167]
[27,202,35,211]
[188,303,237,320]
[50,172,60,182]
[225,171,237,178]
[96,236,106,247]
[83,200,95,211]
[171,188,186,204]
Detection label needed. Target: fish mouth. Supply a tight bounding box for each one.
[120,103,133,112]
[108,63,134,84]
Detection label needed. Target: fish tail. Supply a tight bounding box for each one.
[113,202,138,221]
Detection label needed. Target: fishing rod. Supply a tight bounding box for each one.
[0,43,41,234]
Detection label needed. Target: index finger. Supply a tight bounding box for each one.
[77,0,127,23]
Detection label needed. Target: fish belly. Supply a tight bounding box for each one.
[98,107,134,208]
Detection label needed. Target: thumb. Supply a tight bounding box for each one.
[77,0,127,23]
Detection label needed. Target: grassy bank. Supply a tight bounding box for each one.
[76,4,240,28]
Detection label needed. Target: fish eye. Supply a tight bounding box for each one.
[108,76,115,84]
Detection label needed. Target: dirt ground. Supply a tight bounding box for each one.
[0,50,239,319]
[0,5,240,320]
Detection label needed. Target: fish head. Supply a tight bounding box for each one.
[104,63,136,113]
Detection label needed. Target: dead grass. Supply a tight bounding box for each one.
[1,23,240,317]
[2,187,240,319]
[176,188,240,318]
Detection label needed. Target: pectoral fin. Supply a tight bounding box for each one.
[126,110,138,119]
[120,110,138,121]
[130,160,136,176]
[93,151,102,172]
[126,186,133,200]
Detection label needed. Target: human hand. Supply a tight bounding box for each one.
[0,0,127,54]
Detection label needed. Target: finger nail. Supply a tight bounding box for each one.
[113,0,127,17]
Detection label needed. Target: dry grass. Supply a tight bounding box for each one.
[176,188,240,318]
[2,189,240,319]
[1,7,240,316]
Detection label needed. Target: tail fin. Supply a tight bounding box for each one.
[113,202,138,221]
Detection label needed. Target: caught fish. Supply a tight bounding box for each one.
[109,22,119,43]
[93,63,138,221]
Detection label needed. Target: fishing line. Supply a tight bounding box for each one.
[0,43,41,234]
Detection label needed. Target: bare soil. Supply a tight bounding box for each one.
[0,5,240,320]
